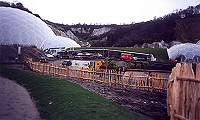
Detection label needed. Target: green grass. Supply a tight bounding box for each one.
[67,47,168,61]
[0,66,152,120]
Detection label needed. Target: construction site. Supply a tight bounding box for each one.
[1,5,200,120]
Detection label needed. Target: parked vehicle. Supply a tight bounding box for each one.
[120,53,136,61]
[91,53,103,59]
[56,51,65,58]
[75,52,92,60]
[62,60,72,66]
[39,57,48,63]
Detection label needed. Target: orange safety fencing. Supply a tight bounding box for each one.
[26,58,169,91]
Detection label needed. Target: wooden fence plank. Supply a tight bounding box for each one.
[173,63,181,119]
[196,63,200,120]
[180,63,188,118]
[167,63,200,120]
[187,63,195,120]
[196,63,200,80]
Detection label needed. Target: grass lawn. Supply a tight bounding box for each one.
[0,66,152,120]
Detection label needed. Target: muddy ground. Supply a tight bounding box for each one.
[8,64,169,120]
[69,79,169,120]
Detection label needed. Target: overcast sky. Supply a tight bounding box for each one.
[5,0,200,24]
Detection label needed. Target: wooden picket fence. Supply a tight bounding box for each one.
[167,63,200,120]
[25,58,169,91]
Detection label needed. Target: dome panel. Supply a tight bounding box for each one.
[20,31,30,40]
[193,50,200,56]
[168,43,200,63]
[1,30,12,39]
[0,23,12,30]
[35,36,43,46]
[19,25,29,33]
[0,36,3,42]
[10,27,21,35]
[28,30,36,38]
[18,19,29,26]
[1,39,12,45]
[0,13,9,17]
[0,17,11,23]
[9,21,20,28]
[10,34,22,44]
[9,15,19,21]
[41,36,80,49]
[184,51,195,58]
[197,40,200,45]
[29,36,38,46]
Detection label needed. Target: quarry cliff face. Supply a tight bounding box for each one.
[47,22,113,47]
[91,27,111,36]
[46,12,200,48]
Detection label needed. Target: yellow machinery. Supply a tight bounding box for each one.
[89,61,103,71]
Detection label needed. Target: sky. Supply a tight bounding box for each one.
[4,0,200,24]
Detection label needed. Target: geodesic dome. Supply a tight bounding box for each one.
[167,43,200,63]
[41,36,80,50]
[197,40,200,45]
[0,7,55,47]
[0,7,81,50]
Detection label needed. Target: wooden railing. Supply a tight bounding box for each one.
[167,63,200,120]
[26,58,168,91]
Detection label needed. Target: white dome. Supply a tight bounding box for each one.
[197,40,200,45]
[41,36,80,49]
[167,43,200,63]
[0,7,55,47]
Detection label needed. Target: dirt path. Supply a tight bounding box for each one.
[0,76,41,120]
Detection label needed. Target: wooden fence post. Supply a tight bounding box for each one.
[196,63,200,120]
[167,63,181,120]
[172,63,181,119]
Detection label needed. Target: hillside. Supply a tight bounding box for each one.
[45,4,200,47]
[0,45,46,62]
[44,20,119,47]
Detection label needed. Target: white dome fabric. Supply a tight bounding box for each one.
[167,43,200,63]
[197,40,200,45]
[0,7,55,47]
[41,36,80,50]
[0,7,81,49]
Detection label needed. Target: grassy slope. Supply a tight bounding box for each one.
[0,66,152,120]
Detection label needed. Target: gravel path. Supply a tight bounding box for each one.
[0,76,41,120]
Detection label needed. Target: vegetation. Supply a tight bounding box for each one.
[107,60,119,68]
[0,1,41,18]
[46,4,200,47]
[93,7,200,47]
[0,66,152,120]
